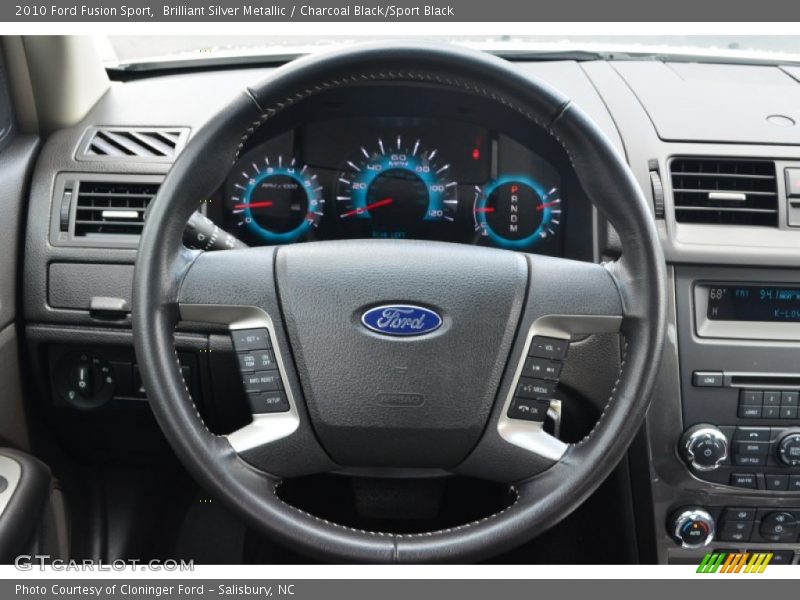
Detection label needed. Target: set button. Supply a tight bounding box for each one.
[231,328,289,414]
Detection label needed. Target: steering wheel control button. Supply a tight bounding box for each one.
[693,371,723,387]
[730,473,758,489]
[671,508,716,549]
[522,357,562,381]
[507,397,550,422]
[231,329,271,352]
[238,349,276,372]
[515,378,557,400]
[248,391,290,414]
[528,336,568,360]
[242,371,283,393]
[777,433,800,466]
[681,425,730,471]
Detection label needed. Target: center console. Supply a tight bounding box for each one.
[649,265,800,564]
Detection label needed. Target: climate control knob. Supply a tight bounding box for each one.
[671,507,716,549]
[777,433,800,467]
[681,424,729,471]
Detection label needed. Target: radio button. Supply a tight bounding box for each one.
[763,391,782,406]
[734,441,769,456]
[738,405,762,419]
[780,406,798,419]
[730,473,758,489]
[763,406,781,419]
[734,427,771,442]
[740,390,763,406]
[764,474,789,491]
[693,371,723,387]
[733,454,766,466]
[781,391,799,406]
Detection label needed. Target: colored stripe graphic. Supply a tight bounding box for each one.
[697,552,773,574]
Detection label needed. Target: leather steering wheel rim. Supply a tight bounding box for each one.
[132,42,667,563]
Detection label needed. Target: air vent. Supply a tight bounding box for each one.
[77,127,189,162]
[73,180,158,237]
[671,158,778,226]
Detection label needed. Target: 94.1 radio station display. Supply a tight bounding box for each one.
[707,285,800,322]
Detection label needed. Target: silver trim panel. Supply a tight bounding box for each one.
[0,455,22,518]
[496,314,622,461]
[178,304,300,453]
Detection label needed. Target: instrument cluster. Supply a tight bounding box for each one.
[223,116,565,254]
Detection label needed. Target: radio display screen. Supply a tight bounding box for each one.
[707,285,800,321]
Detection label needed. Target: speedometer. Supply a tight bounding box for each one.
[336,136,457,237]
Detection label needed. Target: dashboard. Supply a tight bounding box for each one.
[210,86,577,257]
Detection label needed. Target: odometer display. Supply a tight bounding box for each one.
[707,285,800,322]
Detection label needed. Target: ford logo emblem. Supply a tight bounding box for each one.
[361,305,442,337]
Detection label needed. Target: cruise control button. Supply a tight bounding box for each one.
[507,397,550,422]
[730,473,758,489]
[248,391,290,414]
[515,378,557,399]
[231,329,270,352]
[242,371,283,393]
[764,474,789,491]
[528,336,568,360]
[522,357,562,381]
[238,349,276,372]
[693,371,723,387]
[733,427,770,442]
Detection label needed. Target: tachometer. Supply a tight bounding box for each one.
[473,176,561,250]
[336,136,457,235]
[229,155,324,244]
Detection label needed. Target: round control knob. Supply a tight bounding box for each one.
[777,433,800,467]
[671,507,716,549]
[680,424,729,471]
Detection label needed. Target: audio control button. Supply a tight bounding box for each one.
[734,427,770,442]
[730,473,758,489]
[734,441,769,456]
[693,371,723,387]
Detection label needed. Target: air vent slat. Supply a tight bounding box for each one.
[73,181,159,237]
[671,158,778,227]
[78,127,188,162]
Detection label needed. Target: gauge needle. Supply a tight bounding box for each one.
[340,197,393,218]
[537,200,560,211]
[474,207,496,213]
[234,201,273,209]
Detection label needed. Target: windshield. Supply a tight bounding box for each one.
[102,35,800,69]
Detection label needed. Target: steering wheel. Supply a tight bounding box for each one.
[132,42,666,563]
